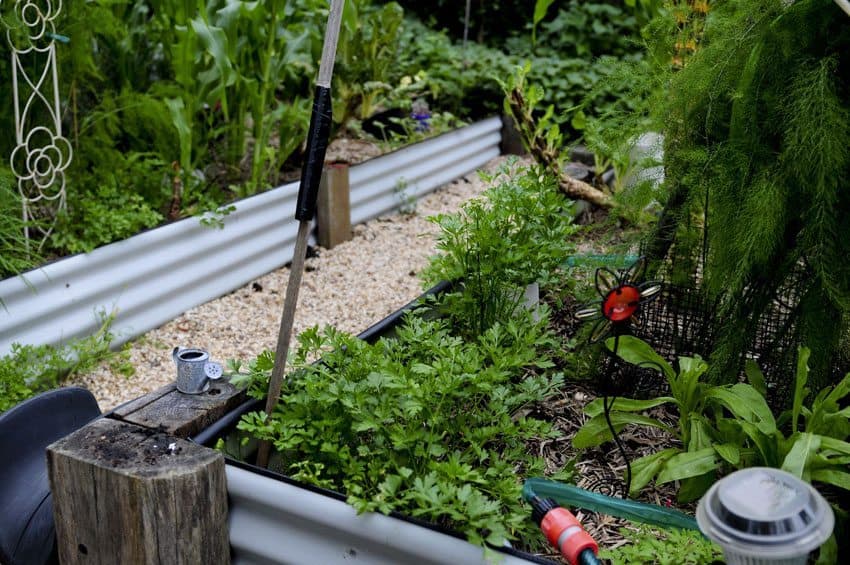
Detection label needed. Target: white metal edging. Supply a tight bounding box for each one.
[0,118,503,355]
[226,464,540,565]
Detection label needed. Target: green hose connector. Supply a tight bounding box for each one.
[563,254,640,269]
[523,478,700,532]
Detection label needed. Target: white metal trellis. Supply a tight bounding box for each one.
[3,0,72,251]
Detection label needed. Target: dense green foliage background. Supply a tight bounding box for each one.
[639,0,850,391]
[0,0,650,276]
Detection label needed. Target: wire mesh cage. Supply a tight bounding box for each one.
[576,262,849,409]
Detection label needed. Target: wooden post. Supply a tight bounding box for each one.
[500,113,526,156]
[48,419,229,564]
[47,380,246,564]
[110,380,247,438]
[316,162,352,249]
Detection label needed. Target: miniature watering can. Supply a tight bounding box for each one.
[173,347,224,394]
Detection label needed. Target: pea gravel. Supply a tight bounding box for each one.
[69,155,518,410]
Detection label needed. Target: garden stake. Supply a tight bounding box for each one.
[256,0,345,469]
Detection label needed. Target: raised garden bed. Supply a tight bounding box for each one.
[191,281,556,564]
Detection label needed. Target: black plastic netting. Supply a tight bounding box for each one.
[567,262,848,410]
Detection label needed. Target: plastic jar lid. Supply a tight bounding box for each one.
[696,467,834,559]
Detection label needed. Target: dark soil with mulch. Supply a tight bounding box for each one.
[528,382,689,559]
[520,258,697,561]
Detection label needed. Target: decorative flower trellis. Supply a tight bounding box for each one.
[3,0,72,251]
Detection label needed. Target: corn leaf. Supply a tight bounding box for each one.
[781,432,821,481]
[629,447,681,495]
[706,384,776,435]
[605,335,674,379]
[810,469,850,491]
[572,411,670,449]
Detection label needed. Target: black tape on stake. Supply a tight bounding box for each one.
[295,85,333,221]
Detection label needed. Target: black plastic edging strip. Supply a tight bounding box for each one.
[190,397,263,447]
[355,280,453,343]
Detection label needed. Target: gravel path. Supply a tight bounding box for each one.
[69,156,514,410]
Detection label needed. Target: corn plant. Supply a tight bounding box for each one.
[333,1,405,128]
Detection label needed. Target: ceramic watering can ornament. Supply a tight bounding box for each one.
[173,347,223,394]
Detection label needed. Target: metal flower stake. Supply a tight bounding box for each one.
[574,256,662,343]
[2,0,72,251]
[573,256,662,496]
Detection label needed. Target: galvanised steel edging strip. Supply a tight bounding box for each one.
[0,180,307,355]
[226,463,544,565]
[349,117,501,225]
[0,119,503,355]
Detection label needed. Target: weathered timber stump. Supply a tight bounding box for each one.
[46,379,246,564]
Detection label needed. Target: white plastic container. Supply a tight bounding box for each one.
[696,468,834,565]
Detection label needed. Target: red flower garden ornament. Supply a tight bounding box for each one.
[575,257,662,343]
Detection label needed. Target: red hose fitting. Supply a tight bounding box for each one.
[531,497,598,565]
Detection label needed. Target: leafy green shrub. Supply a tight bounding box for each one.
[235,313,567,551]
[395,17,647,132]
[334,1,405,127]
[0,312,132,413]
[600,525,723,565]
[422,163,578,336]
[51,155,165,254]
[392,19,513,119]
[505,1,644,59]
[575,336,850,501]
[394,0,659,47]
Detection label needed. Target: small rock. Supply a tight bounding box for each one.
[569,145,595,166]
[563,162,593,183]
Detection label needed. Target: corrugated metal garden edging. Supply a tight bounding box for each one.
[0,117,502,355]
[226,463,542,565]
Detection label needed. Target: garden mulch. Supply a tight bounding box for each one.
[524,382,687,562]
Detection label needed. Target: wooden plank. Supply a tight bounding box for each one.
[112,379,247,439]
[48,418,229,565]
[316,163,352,249]
[109,382,176,418]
